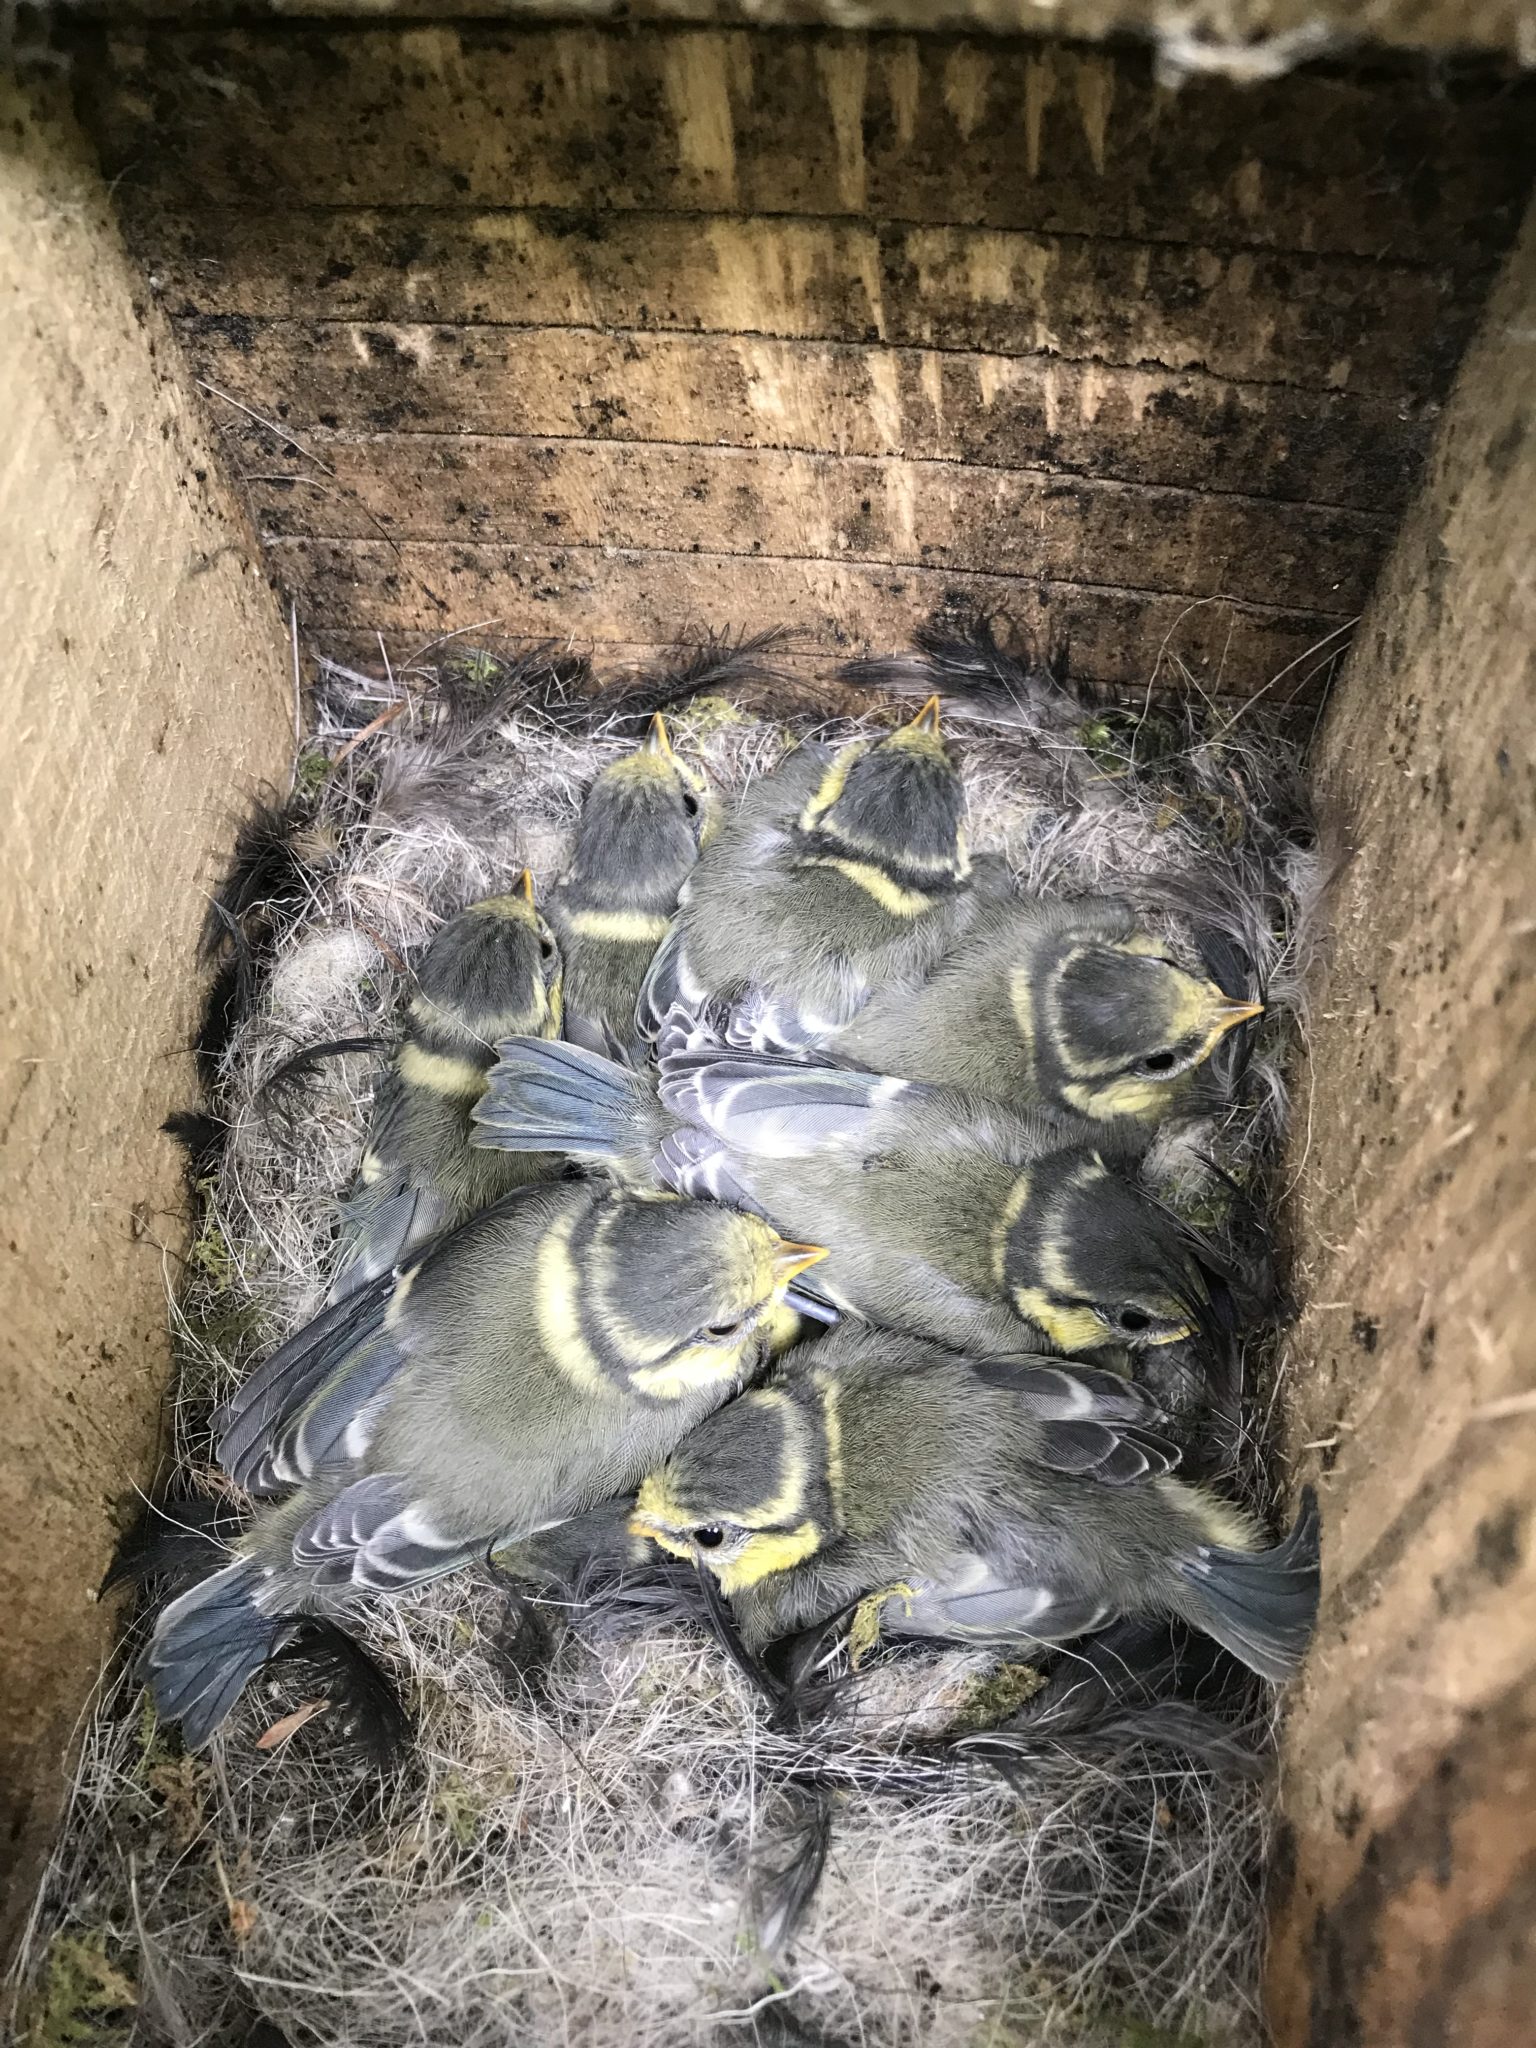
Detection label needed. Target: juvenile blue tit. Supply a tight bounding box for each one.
[546,714,715,1060]
[638,699,990,1050]
[832,893,1262,1123]
[473,1039,1228,1361]
[143,1181,827,1746]
[630,1326,1320,1683]
[327,872,565,1302]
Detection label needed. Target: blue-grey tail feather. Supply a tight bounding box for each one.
[142,1558,287,1750]
[473,1037,650,1157]
[1175,1487,1320,1684]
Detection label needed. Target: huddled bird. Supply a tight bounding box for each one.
[326,871,565,1303]
[639,697,1000,1051]
[629,1323,1319,1682]
[146,624,1319,1775]
[474,1037,1237,1360]
[547,713,715,1061]
[145,1181,825,1746]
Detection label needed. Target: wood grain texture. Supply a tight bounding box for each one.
[273,537,1348,694]
[1266,199,1536,2048]
[181,318,1434,509]
[129,200,1469,396]
[237,431,1384,609]
[85,26,1535,265]
[76,20,1531,699]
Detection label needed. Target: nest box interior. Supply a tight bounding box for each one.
[2,8,1533,2043]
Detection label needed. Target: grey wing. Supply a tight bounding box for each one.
[328,1174,451,1304]
[254,1331,410,1495]
[970,1357,1180,1485]
[635,918,705,1046]
[661,1048,912,1158]
[290,1473,487,1592]
[883,1564,1115,1646]
[216,1277,395,1494]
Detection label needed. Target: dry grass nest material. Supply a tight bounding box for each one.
[14,628,1325,2048]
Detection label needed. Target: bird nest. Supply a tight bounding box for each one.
[13,628,1326,2048]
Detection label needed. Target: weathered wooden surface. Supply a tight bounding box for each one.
[1266,198,1536,2046]
[65,0,1536,67]
[73,22,1535,694]
[0,71,292,1960]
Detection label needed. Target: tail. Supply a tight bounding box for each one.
[1173,1487,1320,1684]
[473,1037,661,1168]
[101,1494,245,1600]
[142,1558,288,1749]
[838,617,1082,735]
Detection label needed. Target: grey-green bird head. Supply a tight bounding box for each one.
[411,870,564,1047]
[629,1376,842,1591]
[560,714,715,916]
[795,698,970,898]
[999,1150,1212,1354]
[540,1196,828,1402]
[1028,937,1262,1122]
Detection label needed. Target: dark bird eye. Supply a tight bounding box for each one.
[539,934,557,961]
[680,788,701,819]
[705,1315,745,1341]
[1119,1308,1152,1334]
[1141,1051,1177,1074]
[693,1526,725,1550]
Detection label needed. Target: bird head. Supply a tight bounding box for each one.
[628,1383,838,1593]
[412,872,564,1044]
[1001,1150,1212,1354]
[796,699,969,889]
[564,715,716,909]
[545,1195,827,1404]
[1040,938,1262,1121]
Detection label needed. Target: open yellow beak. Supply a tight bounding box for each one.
[644,711,674,758]
[772,1240,830,1285]
[1147,1323,1194,1346]
[517,867,535,904]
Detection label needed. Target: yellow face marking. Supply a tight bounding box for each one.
[466,892,542,925]
[562,908,674,944]
[797,744,865,832]
[358,1148,385,1186]
[398,1043,489,1098]
[1061,1075,1171,1122]
[761,1297,805,1356]
[628,1344,747,1400]
[1011,1286,1111,1354]
[991,1168,1034,1287]
[410,983,554,1047]
[816,1372,846,1526]
[796,855,935,918]
[1007,965,1040,1087]
[533,1207,615,1399]
[715,1522,822,1593]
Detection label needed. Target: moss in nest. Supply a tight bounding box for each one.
[946,1660,1046,1734]
[16,1933,137,2048]
[293,748,332,795]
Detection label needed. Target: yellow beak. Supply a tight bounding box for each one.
[644,711,674,758]
[772,1240,830,1285]
[902,694,943,738]
[518,867,535,904]
[1147,1323,1194,1346]
[1213,995,1264,1036]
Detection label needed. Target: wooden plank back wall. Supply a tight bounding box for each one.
[75,24,1535,697]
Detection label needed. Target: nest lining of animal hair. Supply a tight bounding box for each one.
[17,630,1323,2048]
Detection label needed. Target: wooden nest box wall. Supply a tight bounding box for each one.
[2,7,1534,2041]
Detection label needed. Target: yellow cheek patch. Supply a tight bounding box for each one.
[398,1044,489,1098]
[798,745,863,832]
[1011,1286,1110,1354]
[796,856,935,918]
[716,1521,823,1594]
[762,1297,805,1356]
[563,908,674,944]
[1062,1075,1175,1123]
[628,1341,747,1401]
[816,1373,845,1524]
[358,1149,385,1186]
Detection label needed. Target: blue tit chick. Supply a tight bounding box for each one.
[473,1038,1231,1361]
[832,892,1262,1123]
[638,699,989,1050]
[630,1324,1320,1683]
[546,714,714,1060]
[327,872,564,1302]
[144,1181,827,1747]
